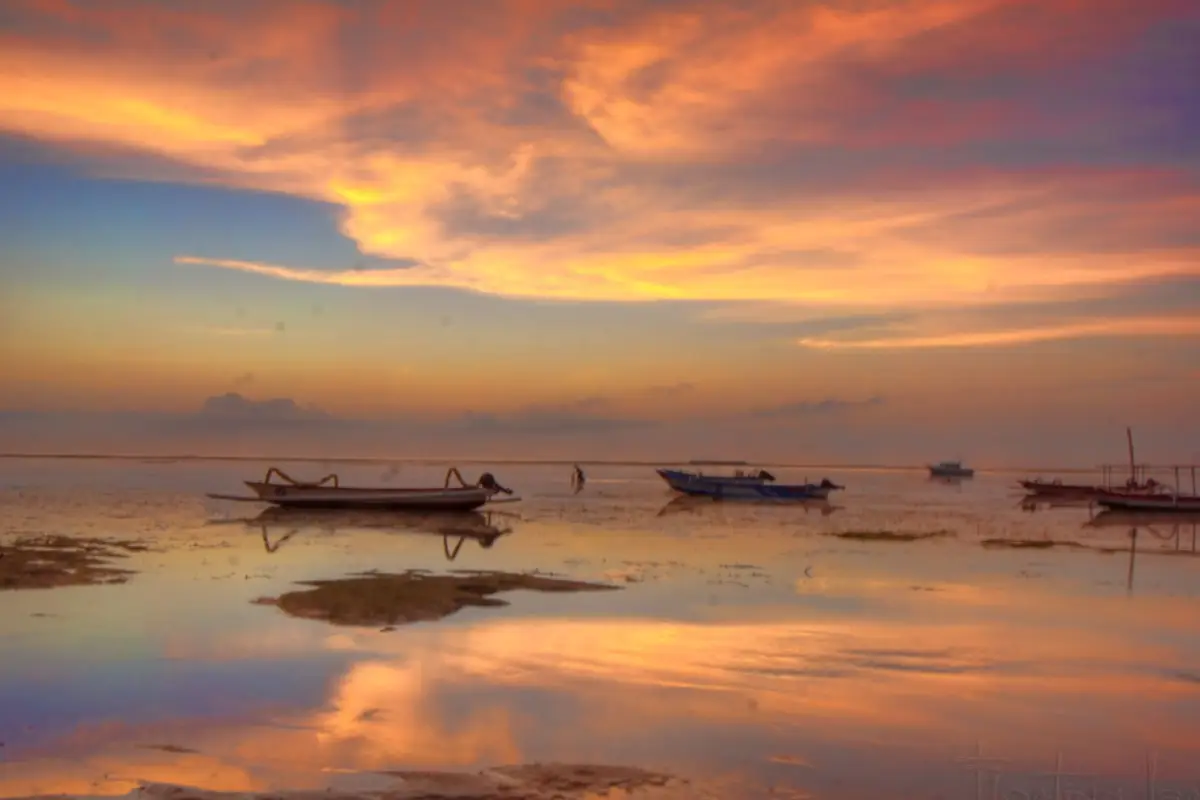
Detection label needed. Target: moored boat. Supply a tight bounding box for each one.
[928,460,974,478]
[657,467,776,487]
[1019,478,1103,499]
[1020,477,1161,500]
[206,466,517,512]
[1095,490,1200,513]
[656,468,842,501]
[1025,427,1166,501]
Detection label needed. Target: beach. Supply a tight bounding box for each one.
[2,457,1199,799]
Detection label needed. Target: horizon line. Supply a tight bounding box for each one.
[0,451,1147,475]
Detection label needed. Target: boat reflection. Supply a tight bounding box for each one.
[1086,509,1200,536]
[656,494,841,517]
[237,507,515,560]
[1083,510,1200,594]
[928,475,967,488]
[1018,496,1094,513]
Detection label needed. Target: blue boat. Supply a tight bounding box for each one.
[656,468,843,501]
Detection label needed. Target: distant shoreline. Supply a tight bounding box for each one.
[0,452,1103,473]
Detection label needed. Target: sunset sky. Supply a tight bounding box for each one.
[1,0,1197,463]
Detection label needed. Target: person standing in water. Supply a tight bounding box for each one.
[571,464,586,493]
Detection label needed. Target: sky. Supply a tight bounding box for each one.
[0,0,1197,464]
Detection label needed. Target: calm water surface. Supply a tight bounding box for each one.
[1,458,1199,798]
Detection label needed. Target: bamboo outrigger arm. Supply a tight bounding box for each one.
[444,467,470,488]
[443,467,513,495]
[262,467,340,488]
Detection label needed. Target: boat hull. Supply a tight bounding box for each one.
[1020,479,1161,499]
[929,467,974,478]
[656,469,833,501]
[692,483,833,501]
[1020,480,1101,499]
[1095,491,1200,513]
[657,468,771,486]
[244,482,492,511]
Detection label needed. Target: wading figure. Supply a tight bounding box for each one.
[571,464,586,493]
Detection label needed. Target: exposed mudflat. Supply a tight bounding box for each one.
[6,763,685,800]
[5,460,1200,798]
[0,534,147,590]
[830,529,954,542]
[255,569,621,627]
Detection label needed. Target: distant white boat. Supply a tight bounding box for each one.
[928,460,975,478]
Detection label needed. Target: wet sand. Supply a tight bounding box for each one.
[2,458,1199,799]
[0,535,147,590]
[258,570,620,627]
[9,764,684,800]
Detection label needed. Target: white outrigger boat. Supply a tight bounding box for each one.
[206,466,518,512]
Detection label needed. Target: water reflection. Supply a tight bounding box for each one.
[6,602,1200,798]
[1083,510,1200,594]
[655,495,841,517]
[1086,509,1200,534]
[1018,496,1093,513]
[211,508,516,560]
[928,475,967,489]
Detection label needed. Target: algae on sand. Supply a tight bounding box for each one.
[981,538,1086,550]
[256,569,621,627]
[831,530,954,542]
[0,535,146,591]
[7,763,686,800]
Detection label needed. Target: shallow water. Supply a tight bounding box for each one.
[1,457,1199,799]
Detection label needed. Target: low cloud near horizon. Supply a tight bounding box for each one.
[2,392,1195,468]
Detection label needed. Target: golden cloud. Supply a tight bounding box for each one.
[1,0,1197,312]
[796,315,1200,349]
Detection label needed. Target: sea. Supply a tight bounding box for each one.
[1,456,1199,799]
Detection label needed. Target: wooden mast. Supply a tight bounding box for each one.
[1126,426,1136,484]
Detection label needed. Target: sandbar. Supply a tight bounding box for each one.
[0,534,146,591]
[4,763,685,800]
[255,569,621,627]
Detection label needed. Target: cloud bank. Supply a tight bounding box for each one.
[0,390,895,462]
[2,390,1196,466]
[1,0,1196,320]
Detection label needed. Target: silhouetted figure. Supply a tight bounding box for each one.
[571,464,586,493]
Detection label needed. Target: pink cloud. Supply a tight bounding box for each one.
[0,0,1195,310]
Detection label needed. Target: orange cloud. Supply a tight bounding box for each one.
[175,240,1198,308]
[172,256,439,289]
[0,0,1194,319]
[559,0,1001,157]
[796,316,1200,349]
[2,2,1190,299]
